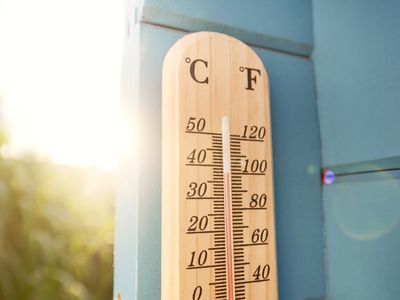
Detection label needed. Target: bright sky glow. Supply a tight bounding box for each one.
[0,0,125,170]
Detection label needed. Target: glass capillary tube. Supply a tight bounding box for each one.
[222,116,235,300]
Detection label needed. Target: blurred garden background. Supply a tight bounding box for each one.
[0,0,124,299]
[0,124,115,299]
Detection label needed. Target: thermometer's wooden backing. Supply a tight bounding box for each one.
[162,32,278,300]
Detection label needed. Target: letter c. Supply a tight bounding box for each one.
[190,59,209,84]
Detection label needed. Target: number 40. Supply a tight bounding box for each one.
[252,264,271,281]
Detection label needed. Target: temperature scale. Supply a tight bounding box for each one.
[162,32,278,300]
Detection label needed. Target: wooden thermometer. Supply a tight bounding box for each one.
[162,32,278,300]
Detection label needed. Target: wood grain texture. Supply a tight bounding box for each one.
[162,32,278,300]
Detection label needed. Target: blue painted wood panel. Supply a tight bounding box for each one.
[253,48,325,300]
[114,23,324,299]
[313,0,400,167]
[129,0,313,56]
[323,171,400,299]
[114,24,184,300]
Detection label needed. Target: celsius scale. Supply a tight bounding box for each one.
[162,32,278,300]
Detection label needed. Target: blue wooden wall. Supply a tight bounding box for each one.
[137,0,314,55]
[114,0,400,299]
[313,0,400,167]
[114,1,325,299]
[313,0,400,299]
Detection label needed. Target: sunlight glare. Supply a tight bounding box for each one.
[0,0,125,170]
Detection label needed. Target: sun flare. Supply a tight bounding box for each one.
[0,0,125,170]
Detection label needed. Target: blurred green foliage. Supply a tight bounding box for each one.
[0,127,114,299]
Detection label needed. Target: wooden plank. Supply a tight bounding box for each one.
[129,0,313,56]
[162,32,278,299]
[323,173,400,299]
[313,0,400,166]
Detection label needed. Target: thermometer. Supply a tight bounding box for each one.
[162,32,278,300]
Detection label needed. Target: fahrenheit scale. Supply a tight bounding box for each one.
[162,32,278,300]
